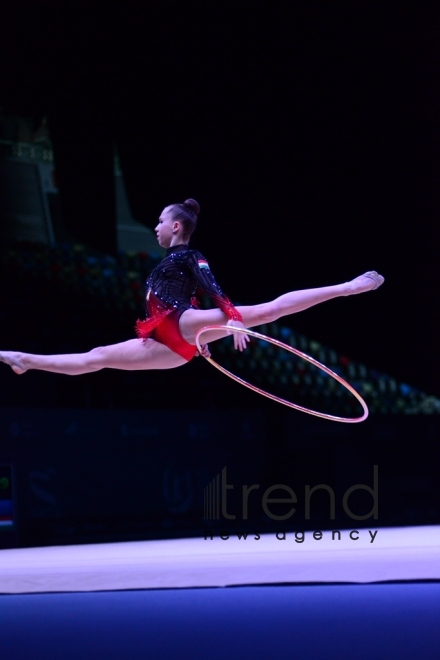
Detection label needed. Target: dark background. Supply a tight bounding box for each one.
[0,0,439,395]
[0,1,439,547]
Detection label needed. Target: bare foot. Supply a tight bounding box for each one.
[347,271,385,295]
[0,352,28,375]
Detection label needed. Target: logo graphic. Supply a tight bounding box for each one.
[204,471,221,520]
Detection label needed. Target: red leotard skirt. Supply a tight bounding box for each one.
[135,292,198,362]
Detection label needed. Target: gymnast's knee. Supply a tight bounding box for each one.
[85,346,106,371]
[255,302,279,325]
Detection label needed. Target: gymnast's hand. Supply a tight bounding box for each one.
[226,320,250,352]
[196,343,211,358]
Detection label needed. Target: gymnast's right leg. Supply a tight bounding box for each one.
[0,339,187,375]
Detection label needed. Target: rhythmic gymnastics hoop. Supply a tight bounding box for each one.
[195,325,369,423]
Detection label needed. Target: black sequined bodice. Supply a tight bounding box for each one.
[144,244,242,320]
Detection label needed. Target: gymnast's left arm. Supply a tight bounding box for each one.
[187,251,250,352]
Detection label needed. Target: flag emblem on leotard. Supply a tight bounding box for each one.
[198,259,210,270]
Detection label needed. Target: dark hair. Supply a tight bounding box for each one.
[169,198,200,240]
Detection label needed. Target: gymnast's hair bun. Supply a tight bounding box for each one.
[183,198,200,215]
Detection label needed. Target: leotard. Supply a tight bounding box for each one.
[135,244,242,360]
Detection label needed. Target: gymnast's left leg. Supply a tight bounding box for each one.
[0,338,187,375]
[179,271,385,348]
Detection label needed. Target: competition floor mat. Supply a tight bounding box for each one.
[1,524,439,593]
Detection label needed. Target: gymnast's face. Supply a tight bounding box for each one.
[155,207,180,248]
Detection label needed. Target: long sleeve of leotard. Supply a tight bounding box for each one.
[187,250,243,322]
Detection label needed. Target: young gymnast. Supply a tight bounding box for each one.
[0,198,384,376]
